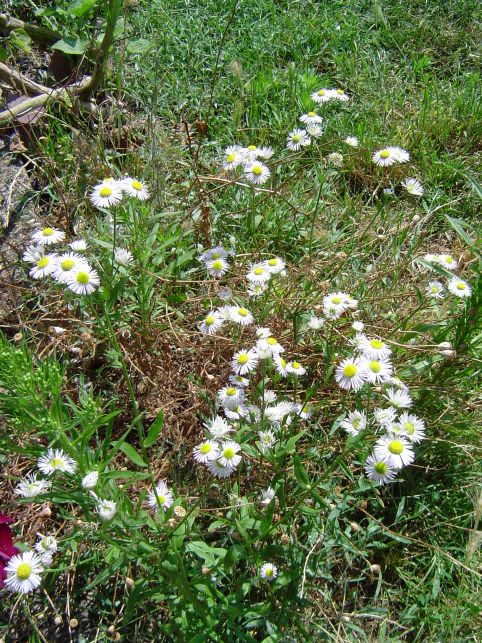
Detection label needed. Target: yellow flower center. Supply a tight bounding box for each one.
[374,462,388,474]
[50,457,64,468]
[279,358,287,367]
[292,361,301,369]
[380,150,390,159]
[200,443,212,454]
[238,308,248,317]
[254,267,264,276]
[16,563,32,580]
[205,315,215,326]
[42,227,54,237]
[158,495,166,504]
[265,567,273,577]
[267,337,278,345]
[456,283,466,290]
[132,180,143,191]
[37,257,49,268]
[388,440,404,455]
[252,165,263,176]
[237,354,249,365]
[343,364,357,378]
[431,286,439,293]
[370,340,384,349]
[317,89,325,96]
[307,111,316,117]
[212,260,223,270]
[445,256,453,263]
[100,186,112,197]
[223,447,235,459]
[331,296,342,304]
[211,252,221,259]
[268,258,278,266]
[226,387,237,396]
[404,422,415,435]
[226,153,236,163]
[353,419,360,428]
[292,134,300,143]
[76,271,90,284]
[247,145,257,151]
[337,89,344,95]
[61,259,74,271]
[369,360,381,373]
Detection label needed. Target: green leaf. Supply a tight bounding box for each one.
[118,442,147,467]
[292,453,310,486]
[52,36,88,55]
[444,214,481,257]
[8,29,32,53]
[126,38,153,55]
[186,541,226,565]
[144,410,164,447]
[67,0,97,16]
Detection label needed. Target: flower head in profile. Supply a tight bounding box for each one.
[286,361,306,376]
[148,481,173,511]
[90,179,123,209]
[114,248,133,266]
[15,474,51,498]
[260,487,276,506]
[390,146,409,163]
[96,498,117,521]
[65,265,100,295]
[311,88,332,103]
[206,459,233,478]
[263,256,286,274]
[402,178,424,196]
[122,177,149,200]
[37,449,76,476]
[300,111,323,125]
[327,152,344,167]
[5,551,43,594]
[69,239,87,252]
[205,416,233,439]
[81,471,99,490]
[372,148,397,167]
[332,88,349,101]
[385,387,412,410]
[448,277,471,298]
[260,562,278,582]
[308,316,325,330]
[32,227,65,246]
[436,254,458,270]
[344,136,359,147]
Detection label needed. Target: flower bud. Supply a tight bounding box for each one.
[201,567,211,575]
[174,506,186,521]
[370,564,381,573]
[350,522,361,533]
[125,577,134,588]
[69,618,78,628]
[412,214,421,223]
[54,615,62,626]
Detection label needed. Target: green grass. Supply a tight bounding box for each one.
[1,0,481,640]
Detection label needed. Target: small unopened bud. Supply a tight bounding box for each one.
[280,533,290,545]
[440,349,456,358]
[412,214,421,223]
[335,251,347,260]
[51,326,67,335]
[173,506,186,521]
[342,615,350,623]
[121,329,131,339]
[370,564,381,573]
[201,566,211,575]
[167,518,176,528]
[125,577,134,588]
[54,615,62,626]
[350,522,361,533]
[80,332,92,343]
[438,341,452,351]
[69,618,78,628]
[13,332,23,342]
[107,625,115,635]
[40,506,52,518]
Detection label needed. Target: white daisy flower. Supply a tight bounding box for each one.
[286,128,311,151]
[398,412,426,443]
[306,123,323,138]
[205,416,233,439]
[286,361,306,376]
[308,316,325,330]
[232,348,259,375]
[90,179,123,209]
[218,386,245,410]
[256,327,272,339]
[332,88,349,101]
[448,277,471,297]
[193,440,219,464]
[294,403,312,420]
[29,253,57,279]
[5,551,43,594]
[15,473,51,498]
[256,336,285,356]
[206,258,229,278]
[344,136,359,147]
[258,430,276,452]
[206,458,234,478]
[244,162,271,185]
[81,471,99,489]
[96,499,117,521]
[148,481,173,511]
[436,254,458,270]
[300,111,323,125]
[402,178,424,196]
[32,227,65,246]
[22,245,43,264]
[361,357,393,384]
[260,562,278,582]
[386,376,409,392]
[335,357,367,391]
[37,448,76,476]
[224,404,249,420]
[273,355,288,378]
[229,306,254,326]
[199,245,229,263]
[423,253,437,263]
[352,321,364,332]
[263,257,286,274]
[327,152,344,167]
[35,534,57,557]
[359,337,392,361]
[389,146,409,163]
[311,88,332,103]
[114,248,133,266]
[385,388,413,410]
[341,410,367,435]
[373,407,397,428]
[218,441,242,469]
[246,263,272,283]
[228,374,249,388]
[427,280,444,299]
[69,239,87,252]
[257,146,274,159]
[374,436,415,468]
[122,177,149,200]
[65,265,100,295]
[265,401,294,426]
[372,148,397,167]
[260,487,276,505]
[323,292,350,318]
[261,390,277,405]
[248,282,268,298]
[52,252,86,283]
[222,145,243,170]
[364,454,397,484]
[199,311,224,335]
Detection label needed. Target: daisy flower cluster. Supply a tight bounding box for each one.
[422,252,472,299]
[198,243,234,279]
[22,228,100,295]
[221,144,273,185]
[89,176,149,209]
